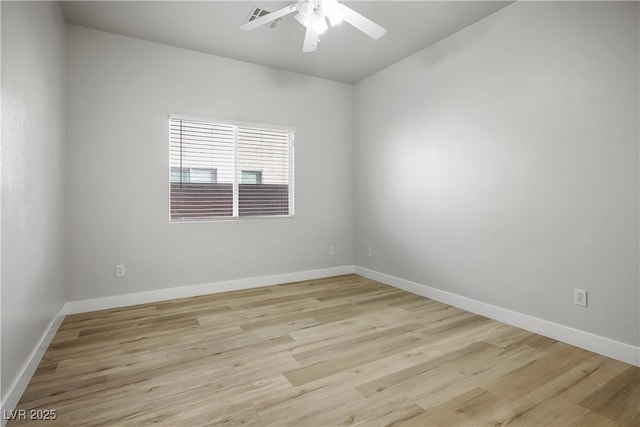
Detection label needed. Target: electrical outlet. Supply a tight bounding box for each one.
[329,246,335,256]
[116,264,125,277]
[574,288,587,307]
[367,248,372,257]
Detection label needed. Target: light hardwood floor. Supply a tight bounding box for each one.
[10,274,640,426]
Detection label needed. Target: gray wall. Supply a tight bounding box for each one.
[1,1,67,399]
[65,26,354,301]
[354,1,639,346]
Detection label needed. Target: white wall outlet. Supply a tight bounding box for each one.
[116,264,125,277]
[574,288,587,307]
[329,246,335,256]
[367,248,373,257]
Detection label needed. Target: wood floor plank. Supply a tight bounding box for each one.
[483,342,595,400]
[356,341,499,398]
[579,366,640,426]
[283,331,427,386]
[9,274,639,426]
[291,322,426,364]
[397,387,516,427]
[505,395,618,426]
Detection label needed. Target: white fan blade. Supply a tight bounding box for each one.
[240,4,298,31]
[303,28,320,52]
[340,4,386,39]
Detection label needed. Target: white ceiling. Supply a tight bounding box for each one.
[60,1,512,85]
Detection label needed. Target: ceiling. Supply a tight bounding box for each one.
[60,1,512,85]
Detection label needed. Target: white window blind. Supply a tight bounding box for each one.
[170,116,294,221]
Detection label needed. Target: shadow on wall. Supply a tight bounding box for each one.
[412,6,502,71]
[265,65,319,87]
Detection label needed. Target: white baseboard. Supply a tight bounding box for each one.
[355,266,640,367]
[1,305,66,426]
[65,265,356,314]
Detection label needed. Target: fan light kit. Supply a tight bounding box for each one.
[240,0,386,52]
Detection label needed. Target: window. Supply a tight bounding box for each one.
[169,116,294,221]
[170,167,217,183]
[241,170,262,184]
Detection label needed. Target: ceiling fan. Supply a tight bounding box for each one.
[240,0,387,53]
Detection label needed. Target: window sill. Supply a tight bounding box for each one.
[169,214,295,224]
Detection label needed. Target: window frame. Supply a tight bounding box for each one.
[168,114,295,223]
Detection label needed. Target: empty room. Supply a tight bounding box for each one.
[1,0,639,425]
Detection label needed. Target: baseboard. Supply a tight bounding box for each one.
[65,265,356,314]
[1,305,66,426]
[355,266,640,367]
